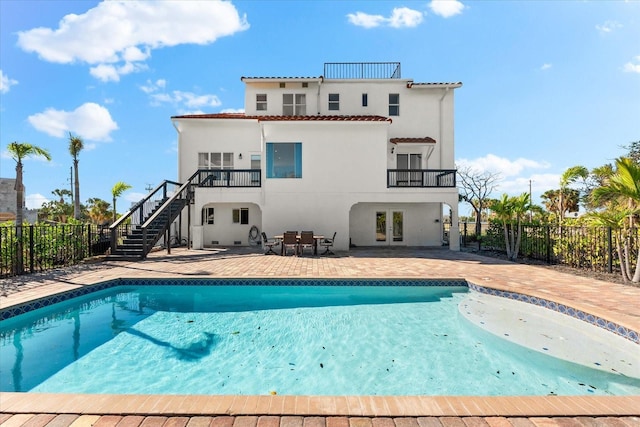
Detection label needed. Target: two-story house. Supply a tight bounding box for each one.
[171,62,461,252]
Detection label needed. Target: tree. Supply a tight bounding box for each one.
[6,141,52,274]
[490,193,531,261]
[540,188,579,222]
[457,166,501,236]
[590,157,640,283]
[86,198,111,224]
[111,181,132,223]
[68,133,84,220]
[558,166,589,224]
[39,189,73,222]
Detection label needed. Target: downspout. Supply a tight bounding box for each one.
[316,77,323,114]
[438,87,450,168]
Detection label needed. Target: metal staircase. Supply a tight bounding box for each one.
[108,179,189,260]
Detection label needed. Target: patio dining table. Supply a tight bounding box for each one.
[273,234,324,255]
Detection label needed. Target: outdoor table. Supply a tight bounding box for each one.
[273,234,324,255]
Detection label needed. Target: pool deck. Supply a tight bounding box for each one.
[1,247,639,427]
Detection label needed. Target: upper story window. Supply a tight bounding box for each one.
[256,94,267,111]
[198,152,234,169]
[266,142,302,178]
[250,154,261,169]
[302,82,308,88]
[362,93,368,107]
[283,94,306,116]
[397,153,422,169]
[328,93,340,111]
[389,93,400,116]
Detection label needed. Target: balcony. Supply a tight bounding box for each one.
[387,169,456,188]
[323,62,401,79]
[194,169,261,188]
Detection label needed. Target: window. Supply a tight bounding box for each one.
[233,208,249,224]
[328,93,340,111]
[302,82,308,88]
[256,94,267,111]
[279,82,286,88]
[202,207,214,225]
[362,93,368,107]
[397,154,422,169]
[250,154,261,169]
[198,152,234,169]
[389,93,400,116]
[283,94,306,116]
[266,142,302,178]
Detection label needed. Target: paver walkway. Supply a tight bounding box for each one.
[1,247,639,427]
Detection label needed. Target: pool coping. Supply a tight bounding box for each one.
[1,249,639,418]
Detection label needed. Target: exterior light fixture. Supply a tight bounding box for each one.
[238,153,243,159]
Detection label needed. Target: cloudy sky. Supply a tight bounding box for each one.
[1,0,638,215]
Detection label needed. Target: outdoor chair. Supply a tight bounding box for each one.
[298,231,315,256]
[261,232,280,255]
[320,232,336,255]
[282,231,299,256]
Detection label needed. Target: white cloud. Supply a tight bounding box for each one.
[388,7,424,28]
[348,7,423,28]
[149,89,221,110]
[596,20,622,34]
[220,108,245,114]
[540,63,552,71]
[623,56,640,74]
[0,69,18,93]
[25,193,50,209]
[17,1,249,81]
[456,154,550,178]
[28,102,118,141]
[140,79,167,94]
[429,0,465,18]
[347,12,386,28]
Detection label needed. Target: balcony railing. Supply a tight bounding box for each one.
[323,62,401,79]
[387,169,456,188]
[193,169,261,188]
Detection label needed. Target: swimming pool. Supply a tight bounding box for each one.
[1,279,639,396]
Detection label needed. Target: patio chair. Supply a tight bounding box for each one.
[282,231,299,256]
[298,231,315,256]
[261,232,280,255]
[319,232,336,255]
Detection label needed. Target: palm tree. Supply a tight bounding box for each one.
[490,193,531,261]
[68,133,84,220]
[111,181,132,223]
[7,141,52,274]
[86,198,111,225]
[591,157,640,282]
[558,166,589,224]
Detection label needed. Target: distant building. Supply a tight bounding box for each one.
[0,177,39,224]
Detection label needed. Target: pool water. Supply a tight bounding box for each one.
[1,284,639,396]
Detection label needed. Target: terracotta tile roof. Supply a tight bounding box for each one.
[171,113,391,122]
[408,82,462,87]
[390,137,436,144]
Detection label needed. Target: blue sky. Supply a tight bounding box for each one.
[1,0,639,215]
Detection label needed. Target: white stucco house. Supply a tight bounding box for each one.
[171,62,462,252]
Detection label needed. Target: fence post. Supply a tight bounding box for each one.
[545,225,551,264]
[607,226,613,274]
[29,225,34,274]
[87,225,92,257]
[463,222,468,247]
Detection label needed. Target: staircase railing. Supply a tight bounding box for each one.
[109,180,182,255]
[139,170,201,257]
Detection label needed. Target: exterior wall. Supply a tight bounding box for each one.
[175,119,262,183]
[0,177,38,224]
[349,202,444,247]
[199,202,262,247]
[176,69,460,252]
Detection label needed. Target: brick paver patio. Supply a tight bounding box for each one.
[1,247,639,426]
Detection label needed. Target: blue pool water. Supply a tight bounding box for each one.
[1,283,639,396]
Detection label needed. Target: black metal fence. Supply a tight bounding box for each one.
[0,224,111,279]
[458,222,638,275]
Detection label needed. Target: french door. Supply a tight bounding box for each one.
[375,210,404,245]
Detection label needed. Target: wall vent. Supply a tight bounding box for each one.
[212,240,219,245]
[234,241,242,245]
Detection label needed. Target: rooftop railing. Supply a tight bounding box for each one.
[323,62,401,79]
